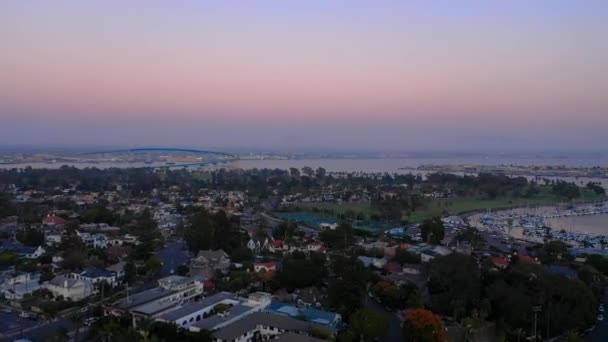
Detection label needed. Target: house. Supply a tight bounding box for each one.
[319,223,338,230]
[1,242,46,259]
[190,250,230,279]
[77,232,110,249]
[247,237,270,253]
[357,256,387,269]
[306,241,325,253]
[292,287,324,308]
[408,244,452,263]
[107,262,127,280]
[1,273,42,300]
[42,214,67,226]
[73,266,117,287]
[516,254,540,265]
[45,275,94,301]
[268,240,284,253]
[491,256,510,269]
[45,234,63,246]
[106,245,131,262]
[254,262,277,273]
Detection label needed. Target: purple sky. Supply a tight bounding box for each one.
[1,1,607,152]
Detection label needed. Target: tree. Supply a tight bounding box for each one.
[16,227,44,247]
[176,264,189,276]
[327,254,370,315]
[427,254,480,318]
[273,220,297,242]
[348,308,388,341]
[319,222,354,250]
[130,209,162,260]
[420,218,445,244]
[315,167,327,178]
[144,256,163,277]
[402,308,447,342]
[184,208,244,253]
[302,166,314,177]
[70,312,84,342]
[455,227,485,249]
[124,261,137,284]
[276,254,327,289]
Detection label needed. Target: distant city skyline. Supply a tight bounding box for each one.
[1,1,607,151]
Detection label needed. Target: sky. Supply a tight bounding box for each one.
[1,1,607,152]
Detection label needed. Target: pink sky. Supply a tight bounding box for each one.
[1,1,607,150]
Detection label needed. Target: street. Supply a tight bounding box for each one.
[156,240,190,277]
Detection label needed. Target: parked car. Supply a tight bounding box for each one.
[597,314,604,321]
[0,308,12,314]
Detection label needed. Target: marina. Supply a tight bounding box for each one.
[470,201,608,253]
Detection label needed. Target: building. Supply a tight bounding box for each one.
[73,266,117,287]
[158,291,270,330]
[109,275,204,325]
[44,275,94,301]
[265,302,341,328]
[253,262,277,273]
[1,273,42,300]
[42,214,67,226]
[190,250,230,279]
[247,237,270,253]
[0,242,46,259]
[107,262,127,280]
[408,244,453,263]
[211,312,333,342]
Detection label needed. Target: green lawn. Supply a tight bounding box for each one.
[408,188,603,222]
[296,187,604,224]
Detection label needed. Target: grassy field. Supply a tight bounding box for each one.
[296,187,604,224]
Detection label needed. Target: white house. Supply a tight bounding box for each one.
[72,266,117,287]
[45,275,94,301]
[1,273,42,300]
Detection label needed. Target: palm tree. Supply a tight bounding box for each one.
[98,319,120,342]
[70,312,84,341]
[137,317,155,341]
[513,328,525,342]
[562,329,583,342]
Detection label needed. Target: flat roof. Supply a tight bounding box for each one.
[213,312,332,341]
[190,304,253,330]
[132,299,178,316]
[115,287,176,310]
[273,332,326,342]
[159,292,236,321]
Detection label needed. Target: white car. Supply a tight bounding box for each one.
[597,314,604,321]
[599,305,604,312]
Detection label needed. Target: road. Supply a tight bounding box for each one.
[586,293,608,342]
[365,298,402,341]
[156,240,191,277]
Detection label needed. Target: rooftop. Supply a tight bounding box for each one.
[115,287,177,310]
[159,292,237,321]
[213,312,328,341]
[266,302,340,326]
